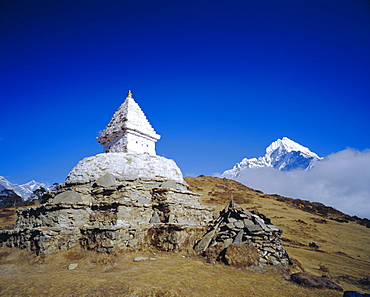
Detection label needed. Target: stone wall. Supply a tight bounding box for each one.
[0,175,214,255]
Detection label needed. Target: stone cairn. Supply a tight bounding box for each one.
[194,198,291,267]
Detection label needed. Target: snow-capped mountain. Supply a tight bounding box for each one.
[0,176,49,199]
[223,137,322,178]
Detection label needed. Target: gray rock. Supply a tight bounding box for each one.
[194,228,217,253]
[161,180,177,189]
[263,247,276,253]
[240,210,253,218]
[226,222,235,229]
[233,229,244,244]
[149,211,161,224]
[167,214,176,223]
[137,197,151,204]
[53,191,82,204]
[177,218,193,225]
[245,224,263,232]
[95,173,117,187]
[223,238,233,247]
[290,272,343,291]
[80,194,92,203]
[243,219,254,226]
[266,224,282,232]
[133,257,148,262]
[68,263,78,270]
[254,217,270,231]
[234,221,244,229]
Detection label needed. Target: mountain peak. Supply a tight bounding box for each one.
[0,176,48,200]
[266,137,320,159]
[223,137,322,178]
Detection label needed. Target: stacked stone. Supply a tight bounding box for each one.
[1,174,214,254]
[194,200,291,266]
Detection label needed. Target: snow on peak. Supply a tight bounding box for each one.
[0,176,48,200]
[222,137,322,178]
[21,180,44,192]
[266,137,320,159]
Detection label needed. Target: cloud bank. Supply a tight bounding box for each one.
[233,148,370,219]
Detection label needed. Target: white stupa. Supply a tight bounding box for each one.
[65,90,184,184]
[97,90,160,155]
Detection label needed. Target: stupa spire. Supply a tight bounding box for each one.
[97,90,161,155]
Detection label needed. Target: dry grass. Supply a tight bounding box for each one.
[185,176,370,293]
[0,176,369,296]
[0,247,342,297]
[0,207,17,228]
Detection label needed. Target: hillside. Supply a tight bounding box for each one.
[0,176,369,296]
[185,176,370,293]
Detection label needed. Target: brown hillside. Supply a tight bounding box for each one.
[185,176,370,293]
[0,176,369,296]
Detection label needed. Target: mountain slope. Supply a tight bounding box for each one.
[185,176,370,293]
[0,176,48,200]
[0,176,369,296]
[223,137,322,178]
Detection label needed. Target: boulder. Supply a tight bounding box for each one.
[290,272,343,291]
[224,244,260,268]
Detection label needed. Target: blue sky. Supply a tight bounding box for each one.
[1,0,370,186]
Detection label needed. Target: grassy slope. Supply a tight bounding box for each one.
[0,176,369,296]
[185,176,370,293]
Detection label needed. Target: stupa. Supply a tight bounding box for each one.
[1,90,214,254]
[65,91,183,184]
[97,90,160,155]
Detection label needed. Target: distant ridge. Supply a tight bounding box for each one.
[0,176,49,199]
[223,137,322,178]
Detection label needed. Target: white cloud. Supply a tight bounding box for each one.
[234,148,370,219]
